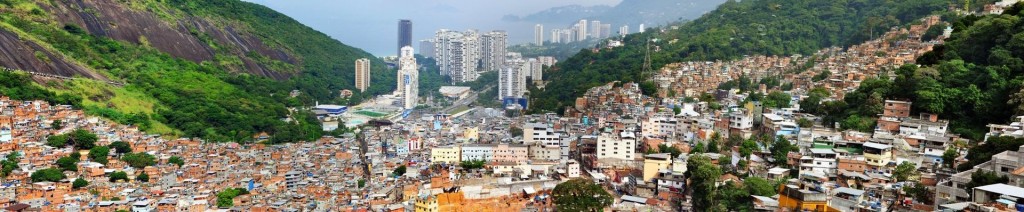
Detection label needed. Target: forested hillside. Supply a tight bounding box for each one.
[0,0,394,142]
[530,0,951,113]
[815,4,1024,141]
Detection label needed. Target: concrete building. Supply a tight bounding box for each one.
[577,19,588,41]
[799,148,838,176]
[431,146,461,164]
[936,145,1024,206]
[434,29,481,83]
[499,60,526,100]
[528,145,560,161]
[862,142,893,167]
[600,24,612,38]
[550,29,562,43]
[590,20,601,39]
[480,31,508,72]
[354,58,371,92]
[492,144,529,164]
[619,25,629,35]
[642,115,678,138]
[566,160,581,178]
[524,122,560,146]
[397,46,419,109]
[597,132,636,161]
[537,56,557,67]
[461,144,494,162]
[642,153,672,182]
[534,24,544,46]
[398,19,412,56]
[419,40,435,58]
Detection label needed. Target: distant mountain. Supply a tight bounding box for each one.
[506,0,727,27]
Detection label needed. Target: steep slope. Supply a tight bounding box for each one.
[507,0,725,27]
[0,0,393,142]
[530,0,950,113]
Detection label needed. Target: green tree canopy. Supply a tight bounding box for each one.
[552,179,613,211]
[168,156,185,167]
[109,171,129,182]
[88,146,110,165]
[30,168,65,182]
[109,141,132,154]
[121,152,157,169]
[73,178,89,189]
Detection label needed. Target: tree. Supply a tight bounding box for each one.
[658,144,682,158]
[392,165,407,177]
[168,156,185,167]
[121,152,156,168]
[764,91,792,108]
[109,141,132,154]
[509,127,523,137]
[904,182,933,204]
[672,106,682,115]
[46,134,68,148]
[72,178,89,189]
[459,159,486,170]
[770,136,796,167]
[687,155,724,210]
[216,188,250,208]
[739,139,759,158]
[893,162,917,182]
[0,152,19,177]
[136,172,149,182]
[707,140,720,153]
[50,120,62,129]
[88,146,110,165]
[69,129,98,150]
[965,170,1009,194]
[357,179,366,188]
[942,147,959,168]
[109,171,128,182]
[56,156,79,172]
[552,179,613,211]
[744,177,778,196]
[797,118,813,128]
[30,168,65,182]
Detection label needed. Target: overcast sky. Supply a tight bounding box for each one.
[244,0,622,56]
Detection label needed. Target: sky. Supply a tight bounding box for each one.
[243,0,622,56]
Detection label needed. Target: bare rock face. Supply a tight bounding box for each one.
[0,29,106,80]
[22,0,297,80]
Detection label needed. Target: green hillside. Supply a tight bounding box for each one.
[530,0,951,113]
[0,0,394,142]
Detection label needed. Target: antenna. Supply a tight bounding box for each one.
[642,36,653,80]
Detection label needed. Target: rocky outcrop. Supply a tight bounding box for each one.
[35,0,295,79]
[0,29,106,80]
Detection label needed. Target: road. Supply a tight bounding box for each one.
[440,84,493,114]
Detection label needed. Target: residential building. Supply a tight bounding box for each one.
[642,153,672,182]
[600,24,611,38]
[523,122,560,146]
[619,25,629,35]
[534,24,544,45]
[642,115,678,138]
[461,144,494,162]
[597,132,636,160]
[550,29,562,43]
[431,146,461,164]
[936,144,1024,206]
[354,58,371,92]
[799,148,838,176]
[590,20,601,39]
[862,142,893,167]
[492,144,528,164]
[396,46,419,109]
[777,184,835,211]
[434,29,481,83]
[419,40,435,58]
[528,145,560,161]
[498,61,526,100]
[480,31,508,72]
[577,20,588,41]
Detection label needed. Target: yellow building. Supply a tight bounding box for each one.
[642,153,673,182]
[464,127,479,141]
[777,184,840,212]
[863,142,893,167]
[431,146,461,164]
[415,195,439,212]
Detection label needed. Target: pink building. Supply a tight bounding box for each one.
[492,144,529,164]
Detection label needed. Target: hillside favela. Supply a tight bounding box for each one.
[4,0,1024,211]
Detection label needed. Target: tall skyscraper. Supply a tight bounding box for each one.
[419,40,435,58]
[397,46,418,109]
[354,58,371,92]
[398,20,412,56]
[639,24,646,33]
[434,29,481,83]
[534,24,544,46]
[551,29,562,43]
[499,59,526,100]
[600,24,612,38]
[481,30,508,72]
[577,20,588,41]
[619,25,629,35]
[527,58,542,83]
[590,20,601,39]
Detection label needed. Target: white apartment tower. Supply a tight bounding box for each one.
[354,58,371,92]
[397,46,419,109]
[534,24,544,46]
[527,58,542,82]
[434,29,481,83]
[577,19,588,41]
[481,30,508,73]
[499,59,526,100]
[550,29,562,43]
[600,24,612,38]
[619,25,629,35]
[590,20,601,39]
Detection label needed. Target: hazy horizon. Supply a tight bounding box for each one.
[243,0,622,57]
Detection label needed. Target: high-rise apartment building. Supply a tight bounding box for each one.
[354,58,371,92]
[590,20,601,39]
[600,24,612,38]
[499,59,526,100]
[398,20,413,56]
[434,29,481,83]
[481,30,508,73]
[527,58,542,83]
[397,46,418,109]
[577,19,588,41]
[639,24,646,33]
[419,40,435,58]
[534,24,544,46]
[551,29,562,43]
[619,25,629,35]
